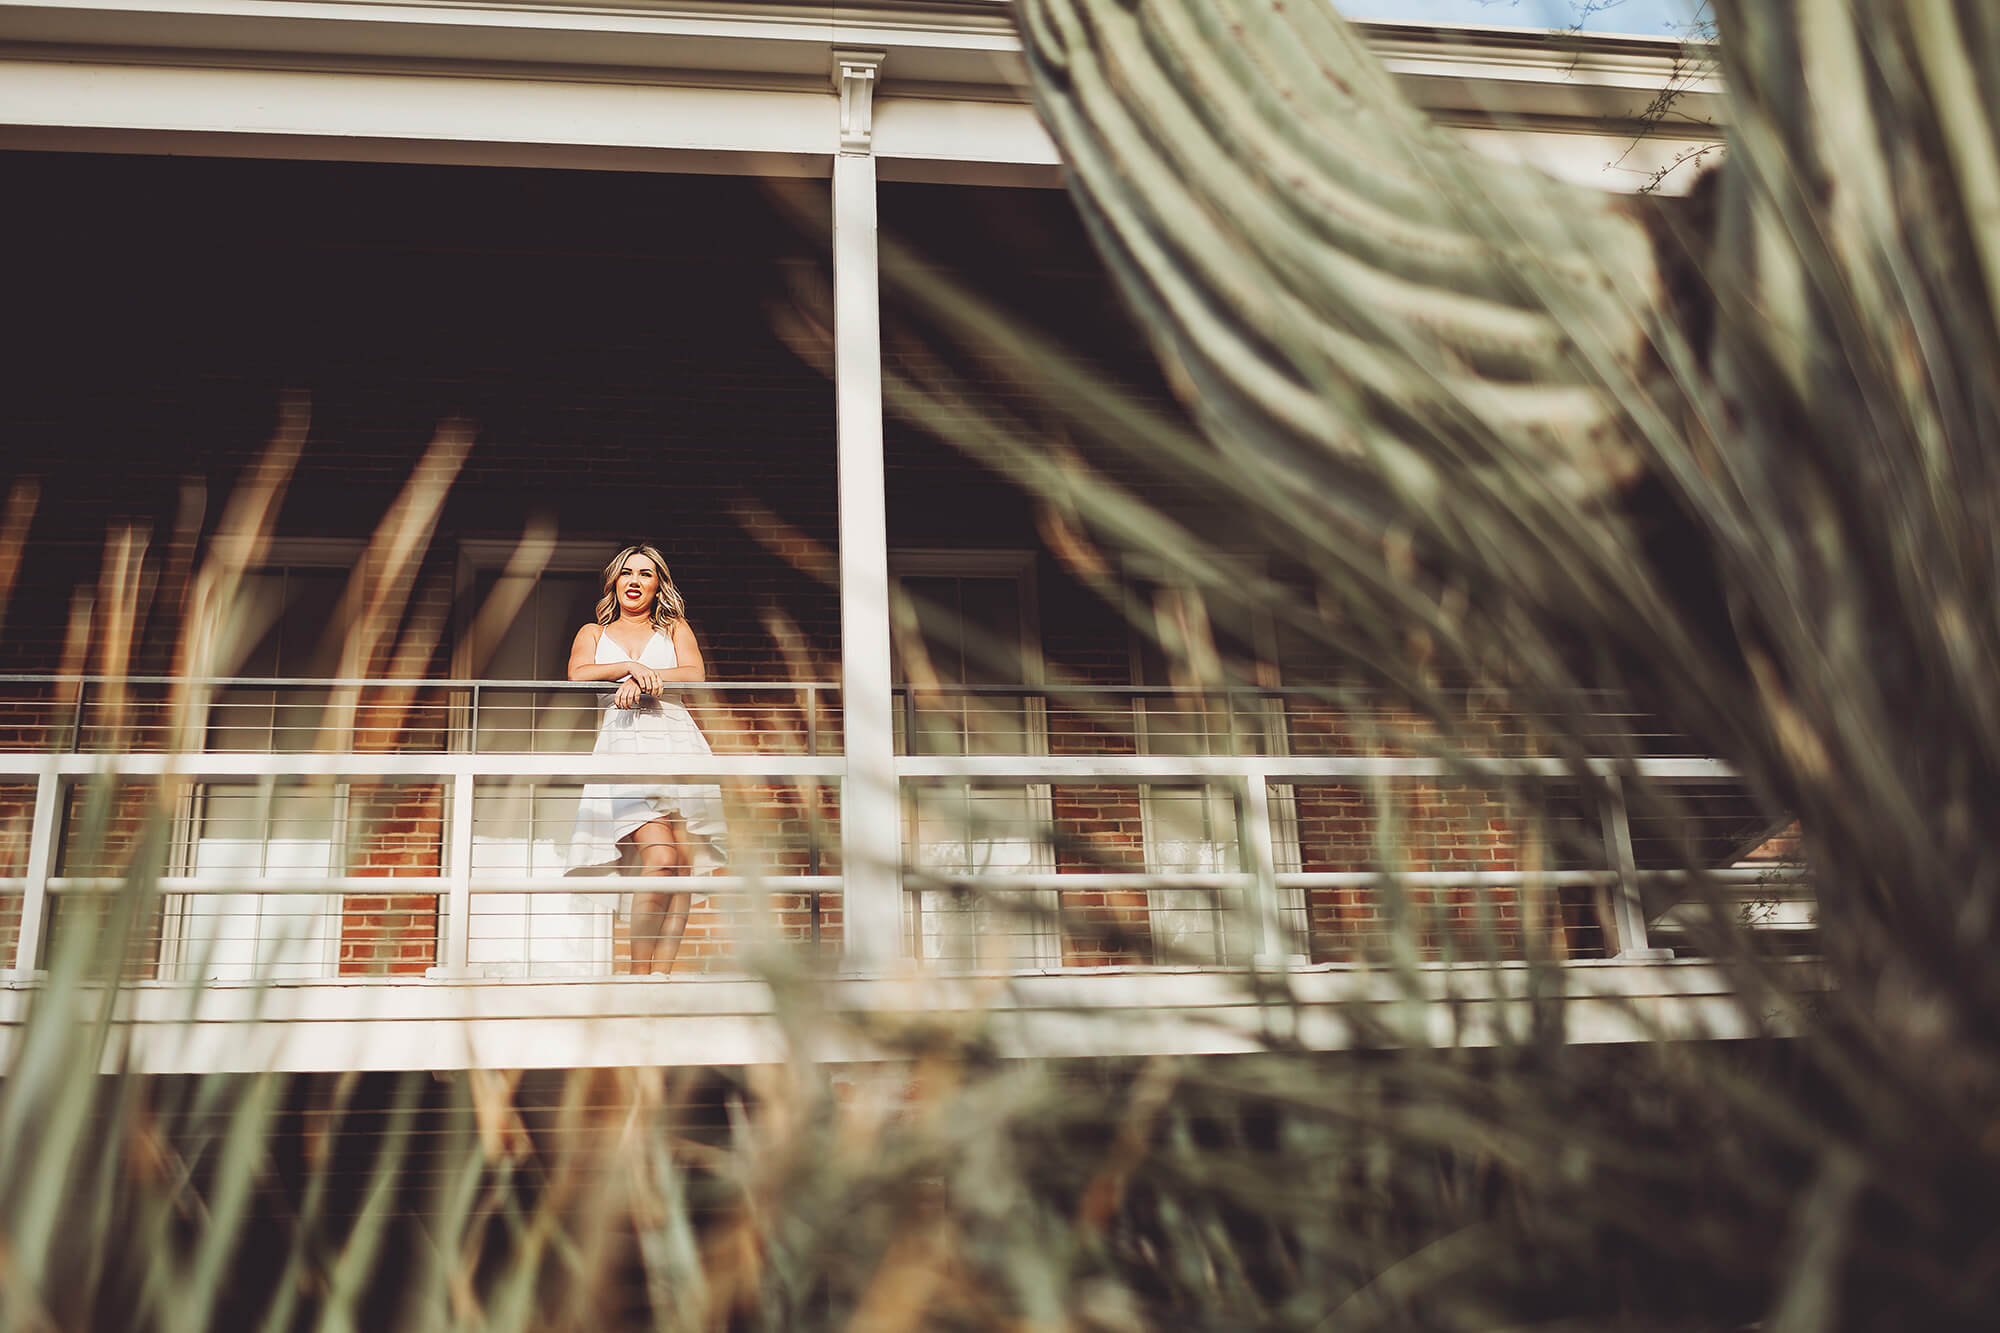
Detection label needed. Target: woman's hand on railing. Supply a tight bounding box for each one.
[627,664,666,694]
[612,678,646,710]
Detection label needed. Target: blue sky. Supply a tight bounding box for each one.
[1338,0,1699,37]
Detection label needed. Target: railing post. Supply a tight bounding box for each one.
[1600,776,1671,960]
[429,772,477,979]
[68,679,87,753]
[1238,773,1295,967]
[6,771,60,978]
[832,47,902,971]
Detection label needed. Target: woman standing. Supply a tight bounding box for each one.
[567,544,726,973]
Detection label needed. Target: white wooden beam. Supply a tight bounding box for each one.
[1601,777,1673,960]
[0,959,1822,1073]
[0,58,837,169]
[428,774,478,978]
[871,95,1061,177]
[830,48,903,969]
[2,773,60,978]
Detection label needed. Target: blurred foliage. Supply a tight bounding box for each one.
[5,1,2000,1329]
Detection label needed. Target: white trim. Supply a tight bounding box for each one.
[872,96,1062,177]
[20,867,1799,897]
[0,5,1718,115]
[834,47,884,154]
[0,57,841,167]
[0,0,1032,88]
[0,959,1820,1073]
[0,6,1716,190]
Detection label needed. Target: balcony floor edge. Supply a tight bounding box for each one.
[0,959,1823,1074]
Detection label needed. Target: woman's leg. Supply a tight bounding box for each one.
[628,817,693,974]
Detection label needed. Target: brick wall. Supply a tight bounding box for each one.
[341,783,444,975]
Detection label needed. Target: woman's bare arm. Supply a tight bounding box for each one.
[655,620,706,682]
[568,624,619,680]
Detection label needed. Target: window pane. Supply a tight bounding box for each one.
[472,571,604,752]
[897,575,969,684]
[174,784,340,980]
[895,571,1034,755]
[474,571,602,680]
[274,570,346,677]
[955,576,1026,685]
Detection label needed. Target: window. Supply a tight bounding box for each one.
[1126,570,1306,964]
[165,543,360,980]
[207,562,346,752]
[459,546,605,753]
[893,551,1058,968]
[170,781,346,980]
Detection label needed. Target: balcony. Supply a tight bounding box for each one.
[0,674,1818,1073]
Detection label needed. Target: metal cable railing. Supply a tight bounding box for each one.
[0,675,836,756]
[0,676,1810,981]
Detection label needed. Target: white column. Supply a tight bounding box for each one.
[1600,777,1671,960]
[1237,774,1289,967]
[428,773,477,978]
[832,49,902,969]
[5,771,60,977]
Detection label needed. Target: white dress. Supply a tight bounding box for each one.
[566,625,728,894]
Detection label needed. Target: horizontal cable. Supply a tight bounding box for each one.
[37,875,841,896]
[895,754,1739,780]
[0,675,830,691]
[0,753,1738,780]
[0,754,842,779]
[914,866,1806,891]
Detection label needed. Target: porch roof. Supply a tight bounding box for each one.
[0,0,1719,189]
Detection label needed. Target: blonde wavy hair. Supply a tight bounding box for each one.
[594,543,687,633]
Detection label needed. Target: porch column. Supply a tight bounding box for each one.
[831,49,901,968]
